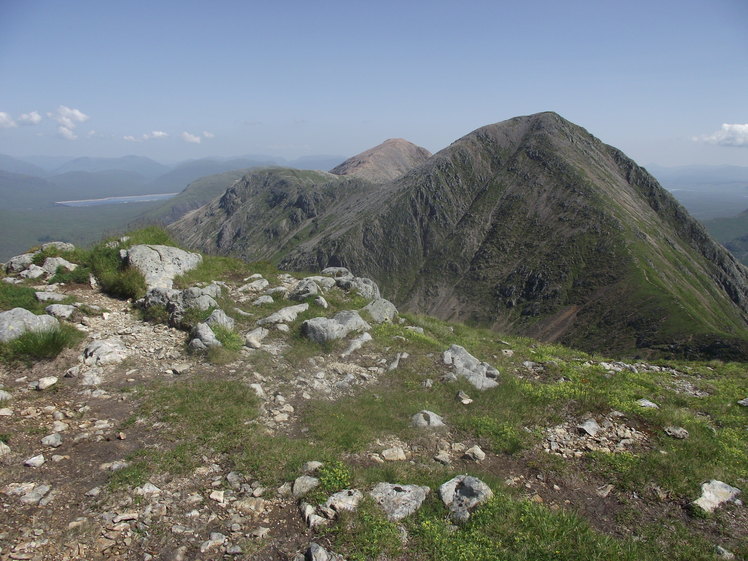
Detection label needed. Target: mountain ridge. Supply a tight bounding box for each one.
[168,112,748,358]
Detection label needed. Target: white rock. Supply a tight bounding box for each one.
[464,445,486,461]
[381,447,407,461]
[41,433,62,448]
[293,475,320,497]
[443,344,500,390]
[439,475,493,522]
[636,398,659,409]
[693,480,741,512]
[126,244,202,290]
[0,441,10,456]
[411,410,445,428]
[37,376,58,390]
[24,454,45,467]
[370,482,430,521]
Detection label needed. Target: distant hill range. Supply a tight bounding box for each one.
[168,112,748,359]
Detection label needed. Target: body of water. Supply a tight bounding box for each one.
[56,192,178,207]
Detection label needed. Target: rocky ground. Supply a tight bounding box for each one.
[0,242,746,561]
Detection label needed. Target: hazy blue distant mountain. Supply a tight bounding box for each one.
[0,170,61,209]
[288,155,347,170]
[0,154,49,177]
[53,155,169,179]
[18,155,76,172]
[146,157,277,193]
[648,164,748,220]
[47,170,150,200]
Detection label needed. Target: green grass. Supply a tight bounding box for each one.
[0,282,46,313]
[0,324,83,363]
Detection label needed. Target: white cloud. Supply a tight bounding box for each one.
[181,131,201,144]
[18,111,42,125]
[202,130,215,139]
[48,105,89,130]
[124,130,169,142]
[58,126,77,140]
[0,112,17,128]
[697,123,748,147]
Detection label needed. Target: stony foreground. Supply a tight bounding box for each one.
[0,242,746,561]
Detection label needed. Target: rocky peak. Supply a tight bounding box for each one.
[329,138,432,183]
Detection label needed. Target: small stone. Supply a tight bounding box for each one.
[636,398,659,409]
[434,450,451,465]
[715,545,736,559]
[411,410,445,428]
[381,447,407,461]
[20,484,51,505]
[41,433,62,448]
[664,426,689,439]
[0,390,12,401]
[251,526,270,539]
[113,512,138,523]
[24,454,45,467]
[577,418,601,436]
[0,441,10,456]
[736,398,747,407]
[200,532,226,553]
[293,475,320,497]
[596,484,614,498]
[37,377,58,390]
[209,490,225,503]
[302,461,323,473]
[456,390,473,405]
[464,445,486,462]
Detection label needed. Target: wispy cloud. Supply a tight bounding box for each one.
[124,130,168,142]
[696,123,748,147]
[18,111,42,126]
[202,131,215,139]
[47,106,89,140]
[58,126,77,140]
[181,131,201,144]
[0,112,17,128]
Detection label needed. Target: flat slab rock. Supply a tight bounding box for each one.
[693,480,741,512]
[443,344,500,390]
[0,307,59,343]
[370,482,430,521]
[83,338,129,366]
[125,244,202,290]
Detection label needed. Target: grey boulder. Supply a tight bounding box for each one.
[41,257,77,275]
[301,310,370,343]
[205,309,235,331]
[289,278,320,301]
[370,482,430,521]
[258,303,308,325]
[411,410,445,428]
[0,308,59,343]
[5,252,36,273]
[45,304,77,320]
[362,298,398,324]
[439,475,494,522]
[443,344,500,390]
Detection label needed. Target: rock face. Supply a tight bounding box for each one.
[369,482,430,521]
[0,307,59,343]
[170,112,748,358]
[330,138,433,183]
[125,244,202,289]
[439,475,494,522]
[443,345,500,390]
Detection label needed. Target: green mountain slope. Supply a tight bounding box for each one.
[168,113,748,358]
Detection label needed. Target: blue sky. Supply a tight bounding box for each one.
[0,0,746,166]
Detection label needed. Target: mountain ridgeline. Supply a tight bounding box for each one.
[169,113,748,358]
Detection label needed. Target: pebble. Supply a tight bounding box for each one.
[41,433,62,447]
[24,455,45,468]
[36,377,58,390]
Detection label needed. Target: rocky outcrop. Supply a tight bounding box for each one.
[443,344,500,390]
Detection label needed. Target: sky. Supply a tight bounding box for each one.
[0,0,747,166]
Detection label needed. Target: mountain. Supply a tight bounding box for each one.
[53,155,169,179]
[145,157,276,194]
[133,168,257,225]
[330,138,432,182]
[48,170,149,200]
[0,170,60,209]
[0,154,49,177]
[169,112,748,358]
